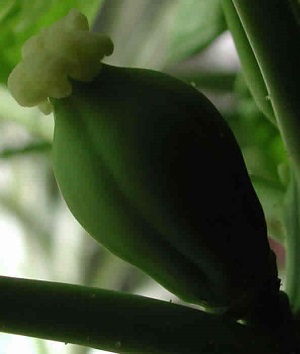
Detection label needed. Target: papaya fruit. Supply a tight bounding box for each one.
[8,9,278,316]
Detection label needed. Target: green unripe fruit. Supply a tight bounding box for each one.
[52,64,276,313]
[8,9,278,316]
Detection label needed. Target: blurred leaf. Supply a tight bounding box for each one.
[284,172,300,315]
[231,74,286,181]
[95,0,175,69]
[168,0,226,62]
[0,140,51,159]
[252,176,286,242]
[0,86,54,141]
[0,0,104,84]
[0,0,16,21]
[169,70,237,92]
[224,74,288,242]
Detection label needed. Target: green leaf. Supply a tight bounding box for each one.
[0,0,104,84]
[168,0,226,62]
[0,0,16,21]
[0,141,51,159]
[170,70,237,92]
[228,100,286,185]
[0,276,280,353]
[251,176,286,242]
[95,0,178,69]
[224,75,288,241]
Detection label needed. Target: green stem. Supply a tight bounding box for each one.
[0,276,279,353]
[230,0,300,316]
[284,171,300,315]
[221,0,276,123]
[232,0,300,178]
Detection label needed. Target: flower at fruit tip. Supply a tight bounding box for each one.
[7,9,114,114]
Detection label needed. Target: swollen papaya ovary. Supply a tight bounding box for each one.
[7,9,113,114]
[8,10,279,316]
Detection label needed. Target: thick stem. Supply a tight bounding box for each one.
[284,171,300,315]
[221,0,276,123]
[0,276,278,353]
[232,0,300,177]
[231,0,300,316]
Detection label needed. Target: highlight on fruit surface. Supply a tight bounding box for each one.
[8,9,279,317]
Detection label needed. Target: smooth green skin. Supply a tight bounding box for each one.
[52,64,275,313]
[0,275,281,354]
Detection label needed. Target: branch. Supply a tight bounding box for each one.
[0,276,278,353]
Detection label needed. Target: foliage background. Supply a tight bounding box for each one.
[0,0,287,353]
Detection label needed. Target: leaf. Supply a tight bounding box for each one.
[168,0,226,62]
[0,141,51,159]
[0,0,16,21]
[95,0,177,69]
[251,176,286,242]
[0,276,279,353]
[170,71,237,92]
[224,75,288,241]
[229,101,286,185]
